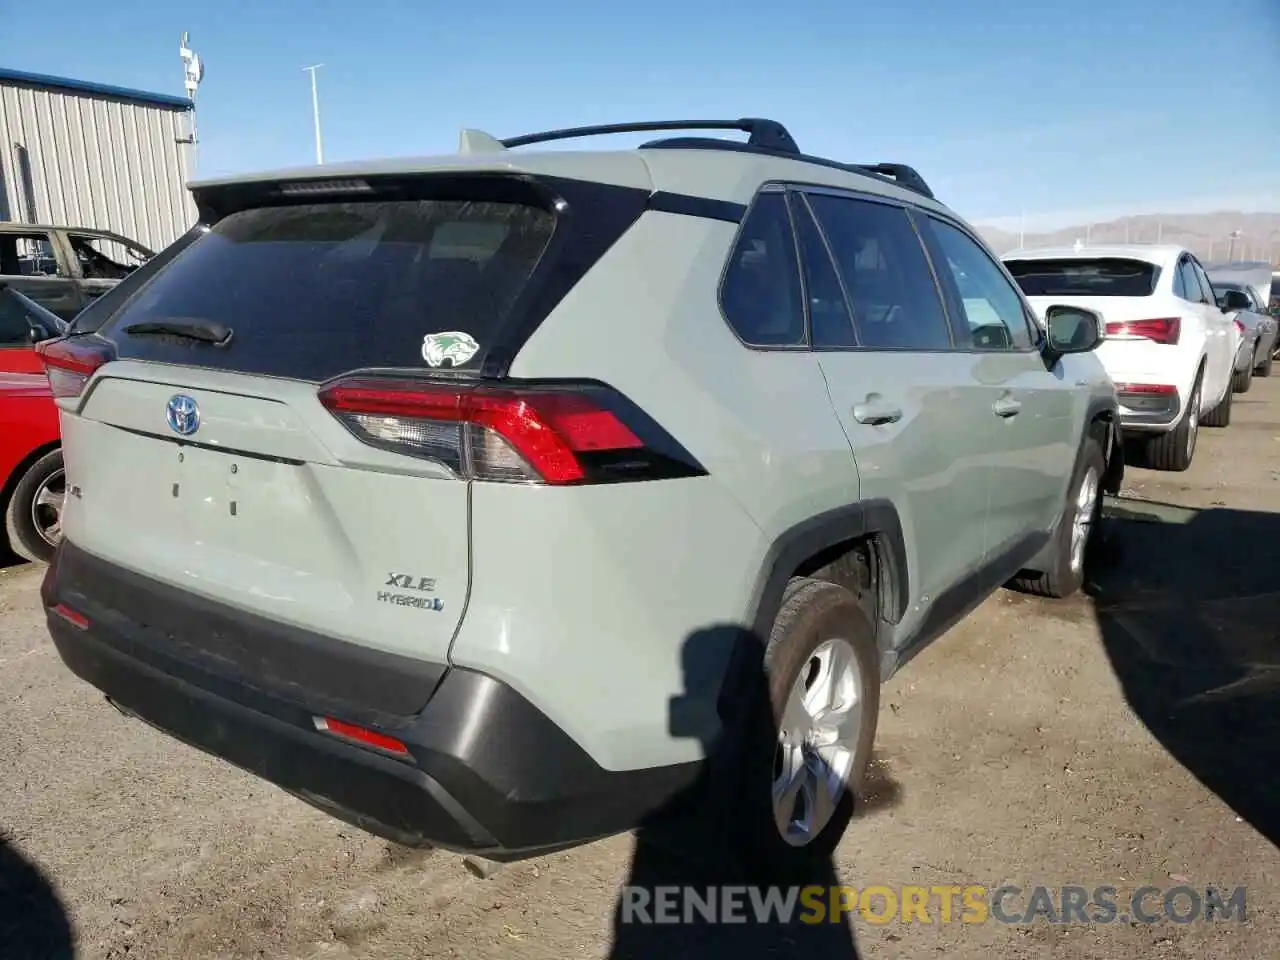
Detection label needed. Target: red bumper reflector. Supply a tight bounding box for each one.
[52,603,90,630]
[1113,383,1177,395]
[313,716,411,757]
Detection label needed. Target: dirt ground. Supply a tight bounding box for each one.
[3,379,1279,960]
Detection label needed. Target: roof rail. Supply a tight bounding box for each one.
[498,118,801,155]
[849,163,934,200]
[634,138,936,200]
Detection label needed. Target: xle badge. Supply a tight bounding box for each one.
[377,572,443,612]
[421,331,480,368]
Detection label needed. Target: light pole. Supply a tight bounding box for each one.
[303,64,324,164]
[1227,229,1242,262]
[178,33,204,176]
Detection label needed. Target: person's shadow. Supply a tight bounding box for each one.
[1088,496,1280,845]
[608,624,894,959]
[0,833,75,959]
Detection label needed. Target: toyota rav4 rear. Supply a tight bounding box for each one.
[38,161,768,859]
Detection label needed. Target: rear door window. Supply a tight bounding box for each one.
[102,199,557,381]
[792,196,855,348]
[1004,258,1159,297]
[806,194,952,351]
[1177,259,1205,304]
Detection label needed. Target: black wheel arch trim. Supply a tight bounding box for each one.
[1084,395,1125,495]
[747,499,910,640]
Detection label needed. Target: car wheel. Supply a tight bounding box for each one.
[1202,378,1232,428]
[1255,350,1273,377]
[1232,360,1253,394]
[1144,376,1200,471]
[1013,434,1105,599]
[3,449,65,564]
[728,578,879,881]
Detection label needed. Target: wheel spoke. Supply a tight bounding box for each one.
[772,742,807,836]
[803,745,851,837]
[35,487,63,510]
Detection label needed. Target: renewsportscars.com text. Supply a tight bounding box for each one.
[619,884,1247,925]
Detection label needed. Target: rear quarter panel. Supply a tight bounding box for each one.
[452,211,862,771]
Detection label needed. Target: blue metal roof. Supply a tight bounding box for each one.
[0,67,191,110]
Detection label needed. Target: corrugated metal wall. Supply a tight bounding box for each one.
[0,81,197,253]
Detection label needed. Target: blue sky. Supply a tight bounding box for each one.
[3,0,1278,228]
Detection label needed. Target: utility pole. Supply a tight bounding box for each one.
[1227,229,1242,262]
[178,33,204,177]
[303,64,324,164]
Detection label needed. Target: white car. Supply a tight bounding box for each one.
[1003,244,1236,471]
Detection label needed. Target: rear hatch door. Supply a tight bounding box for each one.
[63,173,608,674]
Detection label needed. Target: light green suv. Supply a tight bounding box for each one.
[37,118,1122,875]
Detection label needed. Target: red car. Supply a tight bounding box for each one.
[0,285,66,563]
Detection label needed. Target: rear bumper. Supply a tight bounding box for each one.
[1115,386,1180,432]
[42,542,701,859]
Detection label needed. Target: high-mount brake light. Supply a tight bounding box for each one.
[1103,317,1180,345]
[35,337,116,398]
[317,377,704,485]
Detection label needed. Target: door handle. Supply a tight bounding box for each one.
[852,401,903,425]
[993,396,1022,418]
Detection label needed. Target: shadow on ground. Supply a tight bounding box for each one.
[0,833,75,959]
[607,625,902,959]
[1088,497,1280,846]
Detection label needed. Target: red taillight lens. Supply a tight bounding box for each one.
[1234,318,1246,335]
[1113,382,1178,395]
[313,716,411,758]
[35,337,116,398]
[1104,317,1181,345]
[317,377,702,485]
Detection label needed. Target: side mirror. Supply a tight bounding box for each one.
[26,319,60,344]
[1042,305,1103,363]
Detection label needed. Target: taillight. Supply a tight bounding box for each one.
[317,376,706,485]
[35,336,116,398]
[1234,318,1246,335]
[1103,317,1180,345]
[1113,383,1177,395]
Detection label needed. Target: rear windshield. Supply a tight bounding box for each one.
[1005,257,1159,297]
[103,199,556,381]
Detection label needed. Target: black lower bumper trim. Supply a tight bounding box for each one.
[43,544,702,858]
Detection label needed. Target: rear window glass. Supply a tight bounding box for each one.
[104,200,556,381]
[1005,258,1159,297]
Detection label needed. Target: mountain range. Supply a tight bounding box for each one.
[973,211,1280,266]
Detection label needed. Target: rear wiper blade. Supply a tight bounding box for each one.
[123,318,233,346]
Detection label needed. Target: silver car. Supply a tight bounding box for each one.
[1215,280,1278,391]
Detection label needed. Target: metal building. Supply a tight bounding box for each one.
[0,67,196,253]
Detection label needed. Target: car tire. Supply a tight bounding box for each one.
[1256,350,1273,377]
[1013,434,1105,599]
[1143,376,1200,471]
[1232,360,1253,394]
[727,577,879,882]
[3,448,65,564]
[1203,379,1232,428]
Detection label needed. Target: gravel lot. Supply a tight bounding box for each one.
[3,379,1279,960]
